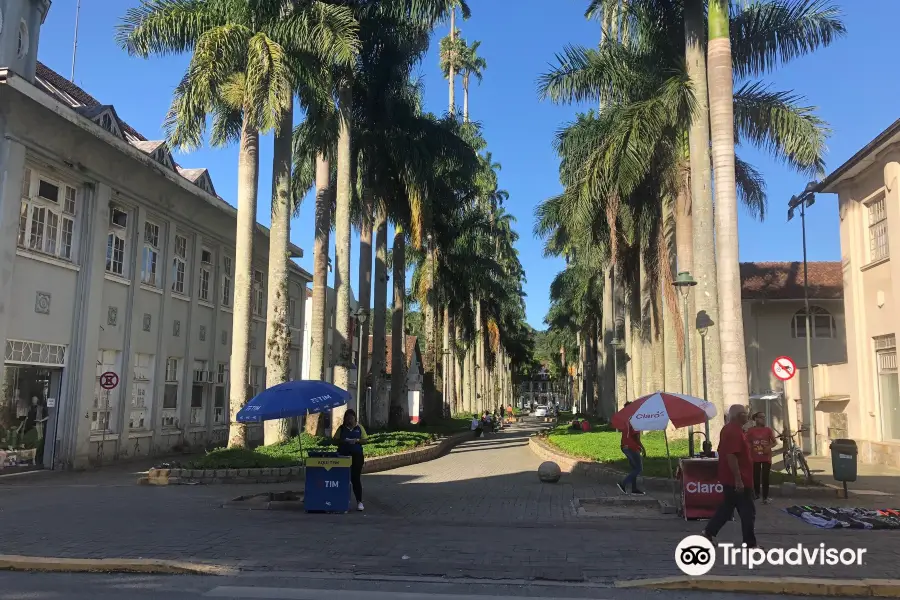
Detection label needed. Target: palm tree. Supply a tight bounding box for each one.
[459,39,487,122]
[117,0,357,448]
[538,0,843,422]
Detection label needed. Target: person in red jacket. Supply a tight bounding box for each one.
[703,404,758,547]
[616,402,646,496]
[746,411,777,504]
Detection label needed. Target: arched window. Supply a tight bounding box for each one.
[791,306,836,339]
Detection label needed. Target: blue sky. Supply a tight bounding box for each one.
[36,1,900,329]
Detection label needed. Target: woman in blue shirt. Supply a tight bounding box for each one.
[336,409,368,511]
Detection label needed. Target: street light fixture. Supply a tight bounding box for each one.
[608,336,624,412]
[673,271,697,456]
[354,308,369,423]
[696,310,714,451]
[788,182,818,456]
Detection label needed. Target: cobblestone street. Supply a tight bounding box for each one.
[1,421,899,583]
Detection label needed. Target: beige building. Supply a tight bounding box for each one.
[0,1,311,470]
[816,118,900,466]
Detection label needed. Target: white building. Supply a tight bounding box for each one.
[0,0,311,470]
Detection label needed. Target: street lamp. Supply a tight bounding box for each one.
[788,181,818,455]
[608,336,624,411]
[696,310,714,451]
[354,308,369,423]
[673,271,697,457]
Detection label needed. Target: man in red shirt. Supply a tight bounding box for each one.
[616,402,647,496]
[703,404,757,547]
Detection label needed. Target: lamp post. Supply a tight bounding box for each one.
[673,271,697,457]
[608,336,623,411]
[696,310,714,448]
[355,308,369,422]
[788,182,818,455]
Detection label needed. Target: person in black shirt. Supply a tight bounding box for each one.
[335,410,368,511]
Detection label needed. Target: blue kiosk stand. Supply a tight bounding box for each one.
[304,452,351,513]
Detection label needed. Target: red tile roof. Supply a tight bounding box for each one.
[366,334,421,378]
[741,262,843,300]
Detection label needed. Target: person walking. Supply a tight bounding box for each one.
[335,409,367,511]
[746,411,777,504]
[703,405,758,547]
[616,401,646,496]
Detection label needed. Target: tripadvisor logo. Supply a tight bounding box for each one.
[675,535,867,576]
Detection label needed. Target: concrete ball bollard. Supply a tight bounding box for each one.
[538,461,561,483]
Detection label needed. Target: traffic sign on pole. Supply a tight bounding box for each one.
[100,371,119,390]
[772,356,797,382]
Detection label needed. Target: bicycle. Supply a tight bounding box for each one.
[779,428,812,483]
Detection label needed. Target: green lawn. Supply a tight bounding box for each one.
[186,429,439,470]
[547,423,687,477]
[545,423,815,484]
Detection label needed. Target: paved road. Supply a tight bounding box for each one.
[0,572,833,600]
[1,422,899,582]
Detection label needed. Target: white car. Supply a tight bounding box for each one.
[533,405,548,417]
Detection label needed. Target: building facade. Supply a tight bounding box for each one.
[818,118,900,465]
[0,0,310,470]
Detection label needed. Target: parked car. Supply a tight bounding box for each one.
[533,405,548,417]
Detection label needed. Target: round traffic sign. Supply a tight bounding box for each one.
[100,371,119,390]
[772,356,797,381]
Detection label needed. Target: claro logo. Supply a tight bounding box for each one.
[635,412,665,419]
[686,481,724,494]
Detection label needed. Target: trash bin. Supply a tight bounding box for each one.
[304,451,351,513]
[830,439,858,483]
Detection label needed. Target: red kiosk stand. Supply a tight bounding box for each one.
[677,458,727,520]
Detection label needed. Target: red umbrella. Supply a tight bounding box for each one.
[611,391,717,431]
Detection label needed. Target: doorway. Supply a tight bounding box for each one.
[0,366,63,471]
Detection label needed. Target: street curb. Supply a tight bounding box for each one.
[0,555,235,576]
[529,436,836,499]
[615,575,900,596]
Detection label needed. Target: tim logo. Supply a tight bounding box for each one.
[675,535,716,576]
[325,481,340,488]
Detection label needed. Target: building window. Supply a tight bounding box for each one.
[141,221,160,286]
[105,205,128,276]
[199,248,212,301]
[253,270,265,317]
[130,353,154,430]
[868,196,889,262]
[93,350,120,433]
[16,20,28,59]
[878,346,900,441]
[171,234,187,294]
[247,366,263,400]
[222,256,233,307]
[162,357,180,428]
[190,359,208,426]
[214,362,228,425]
[289,298,297,327]
[18,169,78,261]
[791,306,836,339]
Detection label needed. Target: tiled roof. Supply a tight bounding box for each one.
[366,334,421,377]
[741,261,843,300]
[36,63,146,141]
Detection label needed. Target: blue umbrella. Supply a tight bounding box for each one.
[236,380,350,424]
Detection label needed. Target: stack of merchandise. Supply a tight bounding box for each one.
[785,505,900,529]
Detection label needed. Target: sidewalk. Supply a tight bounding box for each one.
[805,455,900,496]
[1,422,900,583]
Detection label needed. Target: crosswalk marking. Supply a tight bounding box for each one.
[204,586,604,600]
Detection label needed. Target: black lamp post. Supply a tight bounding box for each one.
[696,310,714,452]
[355,308,369,422]
[788,182,818,455]
[673,271,697,457]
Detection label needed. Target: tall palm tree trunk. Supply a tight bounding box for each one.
[390,226,408,426]
[463,76,469,122]
[686,0,724,433]
[228,118,260,449]
[357,186,374,426]
[443,305,451,415]
[708,0,748,418]
[639,250,654,396]
[674,154,695,393]
[613,266,627,402]
[424,251,437,419]
[630,278,643,398]
[453,321,462,414]
[371,201,389,428]
[576,331,583,413]
[332,82,354,436]
[448,9,456,114]
[306,155,331,436]
[264,105,293,445]
[475,301,483,413]
[662,196,683,393]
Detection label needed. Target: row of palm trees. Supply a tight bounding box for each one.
[535,0,844,430]
[117,0,531,444]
